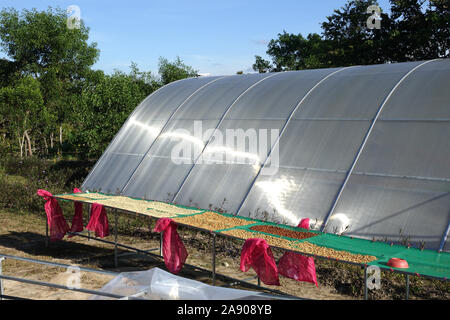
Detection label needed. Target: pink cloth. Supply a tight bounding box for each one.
[86,203,109,238]
[68,188,84,237]
[277,252,318,286]
[36,189,70,241]
[299,218,310,230]
[277,218,318,286]
[153,218,188,274]
[240,238,280,286]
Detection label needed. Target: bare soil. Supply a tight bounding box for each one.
[0,209,448,300]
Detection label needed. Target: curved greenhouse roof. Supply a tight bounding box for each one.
[81,59,450,252]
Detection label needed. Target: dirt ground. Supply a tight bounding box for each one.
[0,209,448,300]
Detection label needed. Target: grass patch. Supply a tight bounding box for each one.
[0,157,95,214]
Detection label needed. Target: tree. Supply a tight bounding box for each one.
[158,56,198,85]
[253,0,448,71]
[0,7,99,80]
[0,58,18,87]
[321,0,392,66]
[71,64,159,158]
[0,76,46,157]
[0,7,100,154]
[252,55,273,73]
[388,0,449,61]
[265,32,332,70]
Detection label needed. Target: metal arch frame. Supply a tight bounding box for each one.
[438,215,450,252]
[319,59,440,232]
[235,66,353,216]
[120,76,227,194]
[172,72,282,203]
[0,253,138,300]
[81,77,192,190]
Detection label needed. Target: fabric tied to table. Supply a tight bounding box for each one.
[277,252,318,287]
[299,218,310,231]
[86,203,109,238]
[68,187,84,237]
[36,189,70,241]
[277,218,318,286]
[240,238,280,286]
[153,218,188,275]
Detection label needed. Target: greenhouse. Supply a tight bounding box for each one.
[80,58,450,253]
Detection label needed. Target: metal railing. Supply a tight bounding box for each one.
[0,253,146,300]
[50,196,449,300]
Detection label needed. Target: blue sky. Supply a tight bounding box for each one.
[1,0,392,75]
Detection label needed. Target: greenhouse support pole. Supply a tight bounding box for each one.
[114,209,118,268]
[172,73,280,203]
[364,266,368,300]
[406,274,410,300]
[121,77,225,195]
[0,257,4,300]
[438,219,450,252]
[212,233,216,286]
[234,67,351,217]
[79,76,188,191]
[320,59,438,232]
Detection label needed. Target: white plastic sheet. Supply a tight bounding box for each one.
[89,267,285,300]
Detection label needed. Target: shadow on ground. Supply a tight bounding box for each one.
[0,230,288,298]
[0,231,164,271]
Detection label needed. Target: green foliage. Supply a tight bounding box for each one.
[70,64,160,158]
[158,56,198,85]
[0,7,200,159]
[388,0,450,61]
[252,55,272,73]
[267,32,332,71]
[0,58,18,86]
[0,75,47,156]
[321,0,391,66]
[0,157,95,213]
[0,6,99,157]
[0,7,99,80]
[256,0,449,70]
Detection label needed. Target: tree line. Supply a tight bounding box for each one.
[0,1,448,159]
[253,0,449,72]
[0,7,198,159]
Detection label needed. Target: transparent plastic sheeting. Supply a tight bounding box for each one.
[238,61,423,224]
[82,76,222,193]
[333,175,450,250]
[333,59,450,250]
[123,74,272,200]
[82,59,450,251]
[89,268,286,300]
[174,68,341,212]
